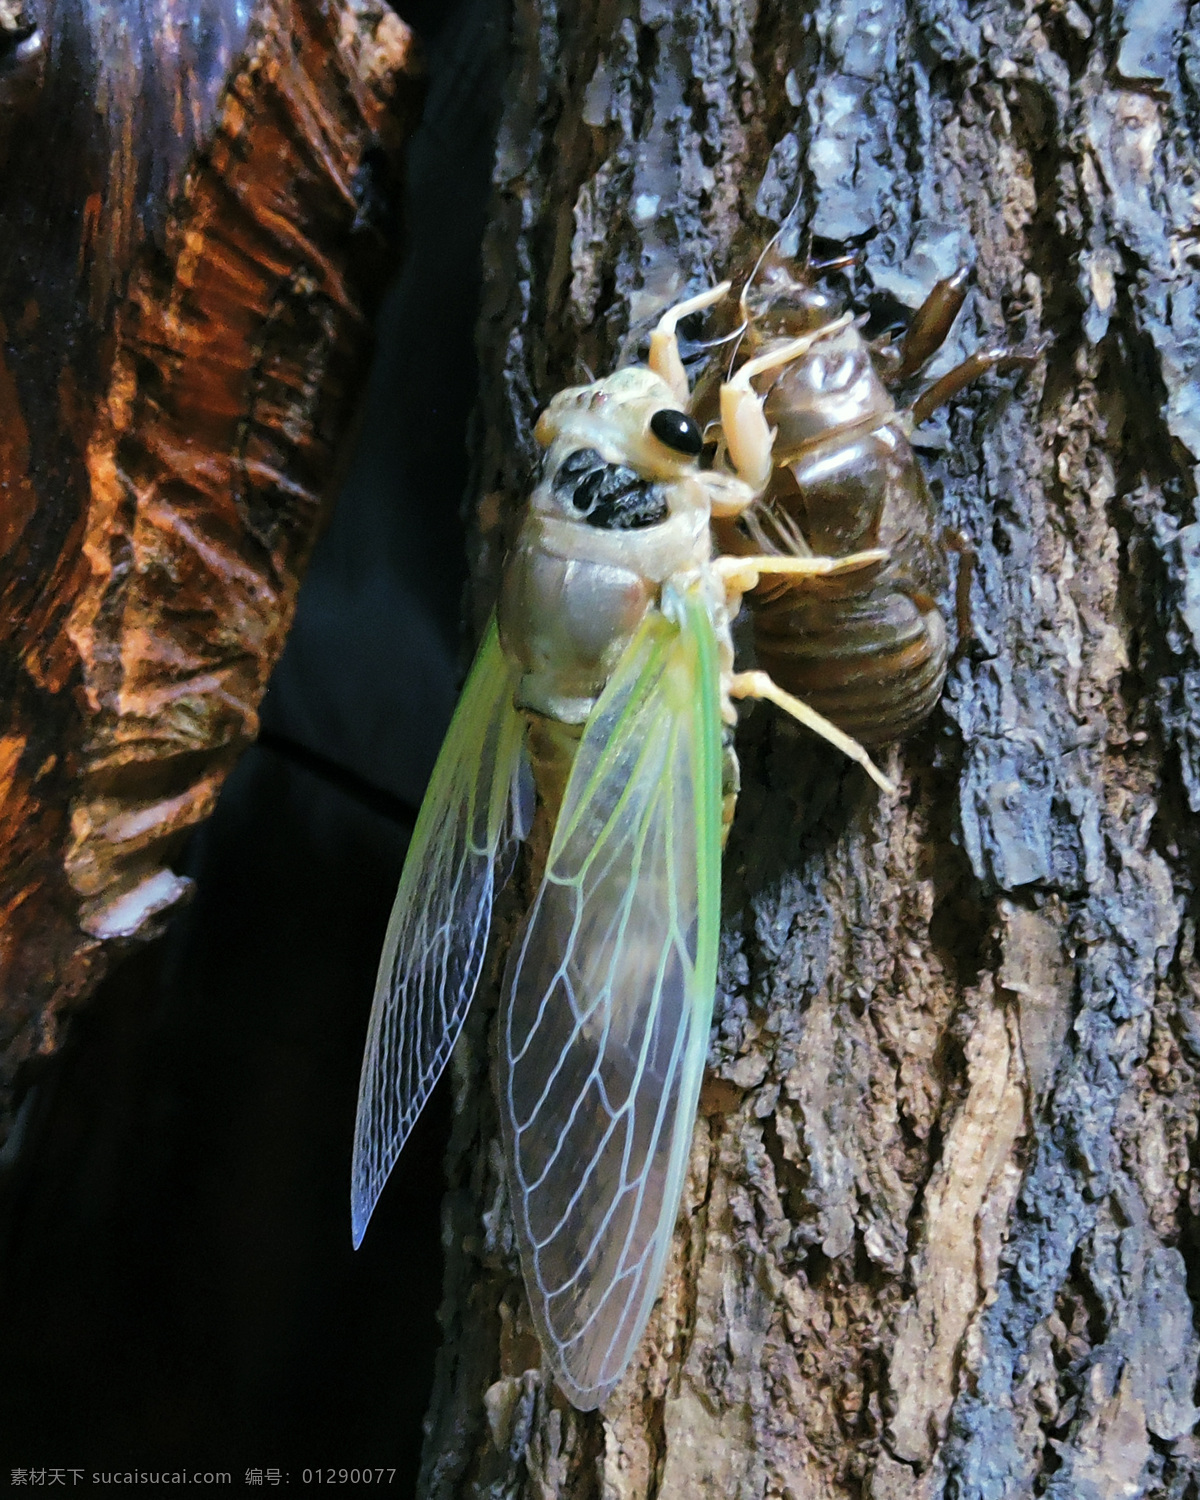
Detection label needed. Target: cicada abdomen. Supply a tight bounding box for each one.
[707,252,1040,746]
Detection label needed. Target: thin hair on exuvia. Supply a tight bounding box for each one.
[350,249,1040,1409]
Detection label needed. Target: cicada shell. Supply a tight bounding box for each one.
[350,284,893,1410]
[703,250,1041,745]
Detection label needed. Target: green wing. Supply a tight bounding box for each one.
[352,619,530,1247]
[498,587,723,1409]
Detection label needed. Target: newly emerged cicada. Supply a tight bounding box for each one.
[705,250,1041,745]
[350,284,893,1410]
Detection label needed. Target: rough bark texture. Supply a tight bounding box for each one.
[421,1,1200,1496]
[0,0,421,1117]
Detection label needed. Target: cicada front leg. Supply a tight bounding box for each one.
[872,266,970,383]
[870,264,1045,424]
[716,316,853,492]
[647,281,732,405]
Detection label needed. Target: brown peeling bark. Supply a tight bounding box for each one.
[0,2,420,1113]
[420,0,1200,1496]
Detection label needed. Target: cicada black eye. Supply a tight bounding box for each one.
[650,408,703,457]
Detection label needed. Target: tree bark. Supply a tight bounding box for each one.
[420,1,1200,1495]
[0,0,421,1119]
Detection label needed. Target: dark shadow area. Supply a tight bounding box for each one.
[0,0,506,1485]
[0,749,448,1472]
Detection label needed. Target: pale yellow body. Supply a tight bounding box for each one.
[497,285,894,794]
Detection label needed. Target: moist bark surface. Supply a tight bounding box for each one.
[419,1,1200,1496]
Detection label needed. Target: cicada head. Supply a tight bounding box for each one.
[531,365,713,530]
[741,251,839,338]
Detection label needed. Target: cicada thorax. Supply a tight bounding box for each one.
[497,364,734,830]
[498,492,744,843]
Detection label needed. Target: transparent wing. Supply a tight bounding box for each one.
[352,619,530,1247]
[498,591,722,1409]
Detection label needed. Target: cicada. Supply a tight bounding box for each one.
[350,284,892,1410]
[704,249,1041,745]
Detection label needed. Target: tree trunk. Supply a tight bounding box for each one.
[0,0,421,1118]
[420,1,1200,1495]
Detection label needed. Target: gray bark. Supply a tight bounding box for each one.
[420,0,1200,1494]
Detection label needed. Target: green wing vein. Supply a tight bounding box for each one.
[352,620,529,1247]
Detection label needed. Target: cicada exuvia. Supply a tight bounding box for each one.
[350,284,892,1410]
[701,247,1042,745]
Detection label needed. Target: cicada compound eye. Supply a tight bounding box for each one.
[650,408,703,457]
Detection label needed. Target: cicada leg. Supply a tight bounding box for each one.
[872,266,1045,415]
[943,526,977,653]
[727,669,896,795]
[910,341,1046,427]
[648,282,733,406]
[718,316,853,490]
[712,549,895,792]
[713,548,888,600]
[873,267,970,383]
